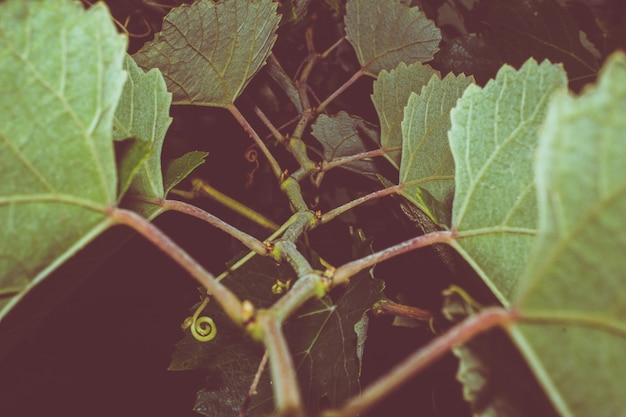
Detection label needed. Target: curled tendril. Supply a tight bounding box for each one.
[181,296,217,342]
[244,146,260,189]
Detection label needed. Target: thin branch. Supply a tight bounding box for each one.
[160,199,267,255]
[372,299,434,322]
[320,148,389,172]
[229,104,283,180]
[332,231,455,286]
[326,308,519,417]
[257,312,304,416]
[108,207,244,325]
[316,68,365,114]
[252,103,287,144]
[239,350,270,417]
[320,184,403,225]
[320,36,346,59]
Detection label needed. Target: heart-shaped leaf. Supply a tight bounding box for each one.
[133,0,281,108]
[448,59,567,304]
[344,0,441,76]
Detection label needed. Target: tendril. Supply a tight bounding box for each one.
[181,296,217,342]
[244,145,260,189]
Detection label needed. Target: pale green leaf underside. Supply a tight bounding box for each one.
[448,59,567,304]
[344,0,441,76]
[510,52,626,417]
[399,72,474,227]
[371,62,439,168]
[133,0,280,108]
[114,55,172,200]
[163,151,209,196]
[311,112,379,176]
[0,0,125,320]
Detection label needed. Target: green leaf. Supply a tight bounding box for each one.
[371,62,439,169]
[448,59,567,305]
[286,271,385,411]
[487,0,598,84]
[344,0,441,76]
[163,151,209,196]
[399,72,474,226]
[265,56,303,113]
[0,0,126,318]
[510,52,626,417]
[114,55,172,199]
[311,112,379,177]
[133,0,281,108]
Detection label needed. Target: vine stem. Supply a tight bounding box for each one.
[326,307,520,417]
[239,350,270,417]
[332,230,455,286]
[320,148,391,172]
[107,207,244,325]
[228,103,283,180]
[257,312,304,416]
[133,196,268,254]
[190,179,280,232]
[316,68,365,114]
[320,184,404,225]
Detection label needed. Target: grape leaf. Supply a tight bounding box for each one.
[510,52,626,417]
[265,56,303,113]
[311,112,379,177]
[132,0,280,108]
[344,0,441,76]
[371,62,439,169]
[0,0,126,319]
[286,271,384,411]
[399,72,474,227]
[448,59,567,305]
[487,0,598,84]
[163,151,209,196]
[114,55,172,201]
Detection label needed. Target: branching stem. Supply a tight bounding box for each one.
[136,197,268,255]
[316,68,365,114]
[333,231,454,286]
[229,104,283,180]
[320,184,404,225]
[325,308,519,417]
[257,312,304,416]
[108,207,244,325]
[320,148,390,172]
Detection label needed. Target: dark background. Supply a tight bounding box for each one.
[1,0,624,416]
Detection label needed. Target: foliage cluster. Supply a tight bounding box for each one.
[1,0,626,416]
